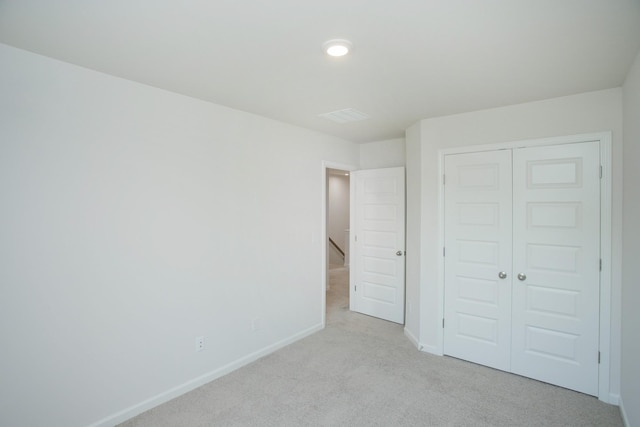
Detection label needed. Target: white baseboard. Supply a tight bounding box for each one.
[403,327,420,349]
[607,392,620,405]
[88,323,324,427]
[403,328,444,356]
[619,395,629,427]
[419,343,444,356]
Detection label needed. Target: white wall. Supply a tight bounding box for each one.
[621,51,640,426]
[327,173,350,265]
[359,138,406,169]
[0,43,359,427]
[406,88,623,397]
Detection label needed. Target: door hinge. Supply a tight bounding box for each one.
[600,165,603,179]
[600,259,602,271]
[355,235,357,242]
[598,351,601,364]
[355,285,357,292]
[443,174,446,185]
[443,247,446,257]
[442,318,445,328]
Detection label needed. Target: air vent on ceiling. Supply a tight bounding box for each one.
[318,108,370,124]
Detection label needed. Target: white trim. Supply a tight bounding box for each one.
[88,323,323,427]
[404,326,420,349]
[608,393,620,406]
[435,152,446,356]
[598,133,613,403]
[321,160,357,327]
[404,325,442,355]
[436,132,614,402]
[438,132,610,155]
[419,342,444,356]
[619,395,629,427]
[404,327,424,351]
[350,173,356,313]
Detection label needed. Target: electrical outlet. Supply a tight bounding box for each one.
[196,336,205,352]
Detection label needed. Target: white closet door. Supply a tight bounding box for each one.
[443,150,513,370]
[511,142,601,395]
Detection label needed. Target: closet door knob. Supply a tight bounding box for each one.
[517,273,527,281]
[498,271,507,279]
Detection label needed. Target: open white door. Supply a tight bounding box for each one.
[350,167,405,324]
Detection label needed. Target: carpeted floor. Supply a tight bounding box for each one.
[119,266,622,426]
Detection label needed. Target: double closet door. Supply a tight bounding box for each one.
[443,141,601,396]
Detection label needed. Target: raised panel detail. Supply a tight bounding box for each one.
[364,177,397,194]
[457,313,498,344]
[527,244,580,273]
[457,164,500,190]
[363,230,396,248]
[527,158,582,189]
[525,326,579,363]
[528,203,582,229]
[458,203,499,226]
[363,256,396,277]
[362,282,395,304]
[458,240,498,266]
[457,277,498,306]
[526,285,579,318]
[364,205,396,221]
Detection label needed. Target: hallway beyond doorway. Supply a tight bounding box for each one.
[327,265,349,324]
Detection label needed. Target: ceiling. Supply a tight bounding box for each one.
[1,0,639,143]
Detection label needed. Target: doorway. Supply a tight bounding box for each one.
[326,168,351,323]
[321,163,407,327]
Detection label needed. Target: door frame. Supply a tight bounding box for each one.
[436,132,613,402]
[321,161,357,328]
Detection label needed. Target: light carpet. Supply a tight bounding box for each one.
[119,266,622,426]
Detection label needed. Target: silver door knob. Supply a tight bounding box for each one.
[498,271,507,279]
[517,273,527,281]
[396,250,403,256]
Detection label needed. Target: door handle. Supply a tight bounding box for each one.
[517,273,527,281]
[498,271,507,279]
[396,250,404,256]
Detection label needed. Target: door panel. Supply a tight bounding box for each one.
[511,142,600,395]
[443,150,513,370]
[351,167,405,324]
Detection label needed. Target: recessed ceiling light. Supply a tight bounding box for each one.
[323,39,352,57]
